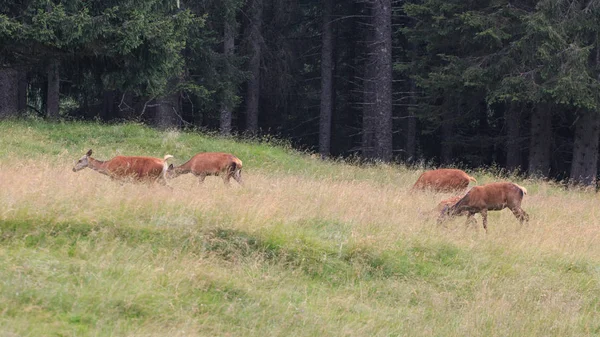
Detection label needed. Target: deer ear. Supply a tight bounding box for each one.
[86,149,93,157]
[168,164,174,169]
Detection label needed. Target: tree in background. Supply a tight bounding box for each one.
[0,0,195,122]
[362,0,393,162]
[0,69,20,117]
[243,0,263,135]
[183,0,245,135]
[318,0,334,158]
[2,0,600,184]
[218,1,243,135]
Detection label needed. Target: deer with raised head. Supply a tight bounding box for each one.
[412,168,477,193]
[438,182,529,232]
[166,152,243,186]
[72,149,173,184]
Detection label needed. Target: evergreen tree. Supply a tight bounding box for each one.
[318,0,335,158]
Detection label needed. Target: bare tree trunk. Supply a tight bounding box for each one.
[406,110,417,161]
[47,58,60,119]
[0,68,19,118]
[371,0,393,161]
[102,90,116,121]
[244,0,263,135]
[118,91,134,119]
[478,101,492,164]
[362,82,376,159]
[405,78,417,162]
[528,104,552,178]
[362,15,376,160]
[505,102,521,172]
[440,112,453,165]
[17,70,27,113]
[155,92,180,129]
[570,110,600,186]
[319,0,335,158]
[220,20,235,136]
[362,0,392,161]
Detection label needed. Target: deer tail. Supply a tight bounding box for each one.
[514,183,528,195]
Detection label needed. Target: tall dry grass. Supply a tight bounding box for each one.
[3,159,600,257]
[1,158,600,336]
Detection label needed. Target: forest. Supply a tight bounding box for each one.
[1,0,600,185]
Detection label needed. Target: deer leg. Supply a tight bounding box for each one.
[521,209,530,223]
[222,174,231,185]
[158,177,173,190]
[480,209,488,233]
[197,174,206,185]
[110,176,125,186]
[511,207,529,224]
[465,212,477,228]
[159,179,173,191]
[233,170,243,185]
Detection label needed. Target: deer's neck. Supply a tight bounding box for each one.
[172,164,191,177]
[88,158,110,176]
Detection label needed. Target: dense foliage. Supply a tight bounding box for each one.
[2,0,600,184]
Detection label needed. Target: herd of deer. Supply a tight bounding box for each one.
[72,150,528,233]
[72,149,243,186]
[412,168,529,232]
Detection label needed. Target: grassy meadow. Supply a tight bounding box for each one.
[1,119,600,336]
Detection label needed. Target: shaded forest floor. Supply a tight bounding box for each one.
[1,119,599,336]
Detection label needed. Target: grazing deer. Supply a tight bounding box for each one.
[166,152,243,186]
[435,195,465,214]
[412,168,477,193]
[72,149,173,185]
[438,182,529,232]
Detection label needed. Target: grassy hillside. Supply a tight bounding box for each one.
[1,119,599,336]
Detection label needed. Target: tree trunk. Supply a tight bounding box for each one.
[118,91,134,119]
[319,0,335,158]
[17,70,27,113]
[102,90,116,121]
[528,104,552,178]
[244,0,263,135]
[361,13,376,160]
[505,102,521,172]
[440,112,453,165]
[155,92,180,129]
[46,58,60,119]
[371,0,393,161]
[478,101,492,165]
[0,68,19,118]
[405,78,417,162]
[570,110,600,186]
[220,20,235,136]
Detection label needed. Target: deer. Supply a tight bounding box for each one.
[72,149,173,185]
[166,152,243,186]
[437,182,529,233]
[411,168,477,193]
[435,195,465,214]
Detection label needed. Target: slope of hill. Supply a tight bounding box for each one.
[1,119,599,336]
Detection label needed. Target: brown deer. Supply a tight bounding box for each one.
[435,195,465,214]
[411,168,477,193]
[166,152,243,185]
[438,182,529,232]
[72,149,173,184]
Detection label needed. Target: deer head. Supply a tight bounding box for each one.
[73,149,92,172]
[165,163,177,179]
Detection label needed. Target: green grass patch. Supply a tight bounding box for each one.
[2,118,600,336]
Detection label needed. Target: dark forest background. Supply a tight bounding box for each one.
[2,0,600,185]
